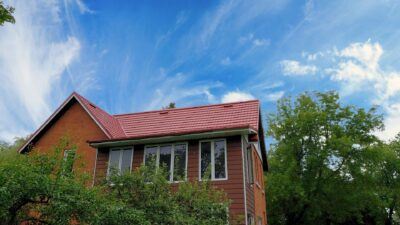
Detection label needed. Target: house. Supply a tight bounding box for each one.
[18,92,268,225]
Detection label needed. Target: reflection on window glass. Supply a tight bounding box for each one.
[108,149,133,175]
[200,140,227,180]
[63,150,75,174]
[159,145,172,179]
[109,150,121,174]
[201,142,212,179]
[214,140,226,179]
[145,144,187,182]
[144,146,157,171]
[174,144,187,181]
[121,149,133,173]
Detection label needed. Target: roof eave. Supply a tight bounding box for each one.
[89,128,257,148]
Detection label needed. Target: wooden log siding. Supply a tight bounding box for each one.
[94,135,246,221]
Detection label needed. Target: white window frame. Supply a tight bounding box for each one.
[107,147,134,176]
[62,149,75,173]
[63,149,74,160]
[199,139,228,181]
[143,142,188,183]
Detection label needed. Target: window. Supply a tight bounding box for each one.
[144,143,187,182]
[257,217,263,225]
[246,146,254,184]
[247,214,254,225]
[107,147,133,175]
[199,139,227,180]
[63,149,75,161]
[63,149,76,173]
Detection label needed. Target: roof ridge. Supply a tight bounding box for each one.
[113,99,259,117]
[73,92,126,138]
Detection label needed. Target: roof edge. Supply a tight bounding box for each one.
[89,127,257,148]
[18,92,112,153]
[89,125,256,144]
[73,93,113,139]
[114,99,260,117]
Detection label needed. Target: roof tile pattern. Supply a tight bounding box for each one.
[115,100,260,139]
[74,93,259,140]
[74,93,126,138]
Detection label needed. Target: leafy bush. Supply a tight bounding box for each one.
[0,138,231,225]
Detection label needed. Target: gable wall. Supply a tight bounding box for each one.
[33,101,108,180]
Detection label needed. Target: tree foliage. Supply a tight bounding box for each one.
[0,137,231,225]
[0,1,15,26]
[106,167,230,225]
[162,102,176,109]
[265,91,400,225]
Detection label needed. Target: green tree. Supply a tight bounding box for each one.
[266,91,384,225]
[0,138,106,225]
[162,102,176,109]
[0,137,231,224]
[105,166,231,225]
[0,1,15,25]
[365,135,400,225]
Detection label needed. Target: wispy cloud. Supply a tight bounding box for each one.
[144,72,223,111]
[238,33,270,47]
[0,0,82,142]
[221,90,255,103]
[264,91,285,102]
[74,0,94,14]
[280,60,318,76]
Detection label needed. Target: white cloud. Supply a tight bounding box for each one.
[302,51,323,61]
[301,40,400,140]
[339,40,382,69]
[326,40,400,103]
[264,91,285,102]
[280,60,318,76]
[375,103,400,141]
[0,0,81,142]
[221,91,255,103]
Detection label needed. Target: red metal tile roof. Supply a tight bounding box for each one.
[114,100,260,139]
[19,92,264,168]
[74,92,260,140]
[74,93,126,138]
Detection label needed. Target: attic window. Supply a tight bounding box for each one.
[223,104,233,108]
[89,103,97,108]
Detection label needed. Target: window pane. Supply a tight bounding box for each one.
[63,150,75,174]
[109,150,121,174]
[201,142,212,179]
[247,147,254,183]
[214,140,226,179]
[144,146,157,171]
[173,144,187,181]
[121,149,133,173]
[159,145,172,180]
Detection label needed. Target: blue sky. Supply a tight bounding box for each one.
[1,0,400,142]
